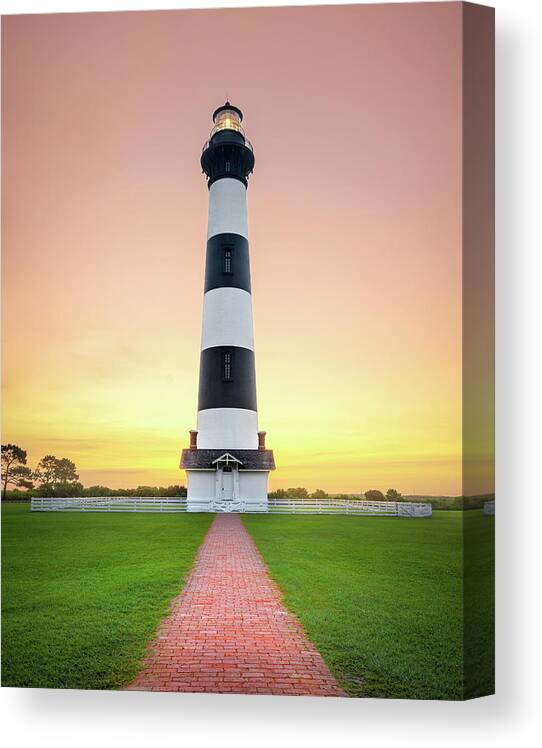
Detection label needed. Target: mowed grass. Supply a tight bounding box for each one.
[1,504,212,689]
[244,510,494,700]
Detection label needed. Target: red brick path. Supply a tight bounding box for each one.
[127,513,345,696]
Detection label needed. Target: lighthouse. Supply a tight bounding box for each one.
[180,102,275,512]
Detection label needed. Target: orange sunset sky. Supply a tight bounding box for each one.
[2,3,489,495]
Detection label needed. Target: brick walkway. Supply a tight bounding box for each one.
[127,513,345,696]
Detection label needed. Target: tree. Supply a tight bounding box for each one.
[3,464,34,497]
[364,489,385,501]
[286,487,309,500]
[134,485,158,497]
[55,481,84,497]
[311,489,329,500]
[268,488,287,499]
[34,455,79,496]
[2,444,33,500]
[386,488,402,500]
[55,458,79,484]
[86,485,112,497]
[33,455,59,488]
[164,485,187,497]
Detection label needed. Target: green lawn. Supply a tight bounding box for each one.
[1,504,212,689]
[243,510,494,700]
[2,504,494,699]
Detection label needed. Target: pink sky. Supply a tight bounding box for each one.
[2,3,492,494]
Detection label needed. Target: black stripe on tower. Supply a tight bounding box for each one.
[204,233,251,294]
[198,346,257,412]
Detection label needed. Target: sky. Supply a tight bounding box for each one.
[1,3,492,495]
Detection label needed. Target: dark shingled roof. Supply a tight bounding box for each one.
[180,449,275,471]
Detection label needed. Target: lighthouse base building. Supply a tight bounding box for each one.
[181,444,275,513]
[180,102,275,512]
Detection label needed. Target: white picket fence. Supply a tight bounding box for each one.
[31,496,187,512]
[267,499,432,517]
[31,496,431,517]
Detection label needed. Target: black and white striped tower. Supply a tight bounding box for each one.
[181,103,275,512]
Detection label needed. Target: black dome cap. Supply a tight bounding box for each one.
[212,101,243,122]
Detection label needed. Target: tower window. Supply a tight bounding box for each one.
[223,352,232,381]
[225,161,231,172]
[223,248,232,274]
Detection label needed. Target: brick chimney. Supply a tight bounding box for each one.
[258,431,266,451]
[189,430,198,451]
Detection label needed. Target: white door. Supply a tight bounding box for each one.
[222,471,234,500]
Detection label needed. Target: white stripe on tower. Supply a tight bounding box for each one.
[197,409,259,450]
[201,287,254,351]
[207,178,248,239]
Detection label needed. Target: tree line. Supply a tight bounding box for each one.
[268,487,403,501]
[1,444,186,500]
